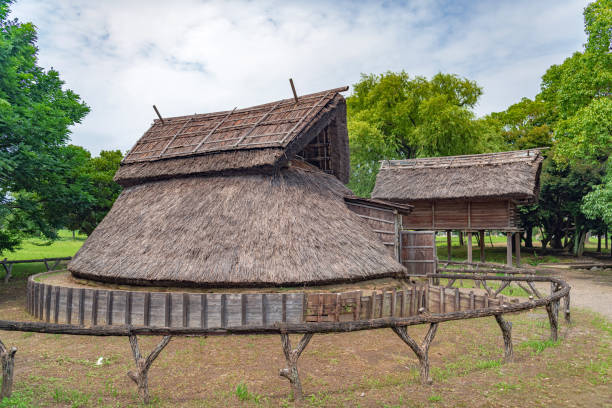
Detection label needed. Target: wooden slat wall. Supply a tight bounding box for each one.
[345,202,397,257]
[400,231,436,275]
[401,199,517,230]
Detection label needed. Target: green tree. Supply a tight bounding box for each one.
[346,71,501,195]
[77,150,123,235]
[0,0,90,254]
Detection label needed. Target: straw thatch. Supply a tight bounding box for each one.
[69,164,406,287]
[116,87,350,185]
[372,149,545,203]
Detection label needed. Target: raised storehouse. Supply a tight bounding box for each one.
[372,149,545,265]
[69,87,412,287]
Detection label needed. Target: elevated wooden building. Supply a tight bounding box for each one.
[372,150,545,266]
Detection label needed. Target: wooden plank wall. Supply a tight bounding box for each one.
[401,200,518,230]
[26,279,522,327]
[345,202,397,257]
[400,231,436,275]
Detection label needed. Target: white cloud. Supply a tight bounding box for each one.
[8,0,589,154]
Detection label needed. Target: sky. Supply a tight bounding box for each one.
[9,0,590,155]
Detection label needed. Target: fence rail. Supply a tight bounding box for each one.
[1,257,72,283]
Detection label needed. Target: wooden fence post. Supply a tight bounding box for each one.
[494,315,513,362]
[391,323,438,385]
[0,339,17,400]
[279,332,313,401]
[127,334,172,404]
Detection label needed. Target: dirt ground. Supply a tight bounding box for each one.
[534,257,612,321]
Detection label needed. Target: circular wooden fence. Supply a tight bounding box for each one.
[0,264,570,403]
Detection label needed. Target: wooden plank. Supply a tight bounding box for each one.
[126,292,132,325]
[370,291,376,320]
[106,291,113,325]
[33,284,40,319]
[66,288,73,325]
[261,294,267,326]
[467,232,473,263]
[440,287,445,313]
[454,288,460,311]
[182,293,189,328]
[165,293,171,327]
[400,290,406,317]
[92,290,99,326]
[354,291,362,320]
[515,232,521,267]
[53,287,60,324]
[334,293,340,322]
[234,101,282,146]
[282,293,287,323]
[144,292,151,327]
[469,291,475,310]
[220,294,227,328]
[390,289,396,317]
[201,294,208,328]
[78,289,85,326]
[158,117,193,157]
[241,294,247,326]
[447,230,452,261]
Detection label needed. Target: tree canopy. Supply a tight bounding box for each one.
[0,0,90,253]
[346,72,503,196]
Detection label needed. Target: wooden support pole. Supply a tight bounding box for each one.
[494,315,513,362]
[563,293,571,323]
[0,339,17,400]
[545,302,559,342]
[127,335,172,404]
[506,232,513,267]
[446,230,452,261]
[515,232,521,267]
[289,78,299,103]
[479,230,485,263]
[467,232,473,264]
[279,332,313,401]
[391,323,438,385]
[152,105,164,125]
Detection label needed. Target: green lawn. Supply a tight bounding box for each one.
[1,230,87,280]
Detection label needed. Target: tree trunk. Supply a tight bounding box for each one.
[391,323,438,385]
[0,339,17,401]
[72,230,76,240]
[458,231,464,247]
[573,228,587,257]
[279,333,313,401]
[494,315,513,362]
[524,227,533,248]
[127,335,172,404]
[597,234,601,253]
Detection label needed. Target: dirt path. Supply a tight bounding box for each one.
[536,263,612,321]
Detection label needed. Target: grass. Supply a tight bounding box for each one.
[0,230,86,280]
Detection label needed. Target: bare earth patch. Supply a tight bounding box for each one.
[1,278,611,407]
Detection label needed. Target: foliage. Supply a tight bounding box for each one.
[0,0,90,254]
[346,71,503,196]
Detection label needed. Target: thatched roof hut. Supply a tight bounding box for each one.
[372,149,545,203]
[69,87,409,287]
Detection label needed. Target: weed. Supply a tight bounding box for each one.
[428,394,442,402]
[519,339,560,355]
[0,389,35,408]
[234,382,262,403]
[52,387,91,407]
[475,359,502,370]
[21,332,33,339]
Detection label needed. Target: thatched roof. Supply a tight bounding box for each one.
[116,87,350,186]
[372,149,545,202]
[69,164,406,288]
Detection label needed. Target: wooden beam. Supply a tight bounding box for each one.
[152,105,164,125]
[289,78,299,103]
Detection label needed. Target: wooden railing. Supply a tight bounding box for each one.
[1,257,71,283]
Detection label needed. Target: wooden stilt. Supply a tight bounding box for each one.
[127,335,172,404]
[515,233,521,267]
[0,339,17,400]
[446,230,452,261]
[479,230,485,263]
[506,232,513,267]
[494,315,513,362]
[563,293,571,323]
[391,323,439,385]
[467,232,473,264]
[279,333,313,401]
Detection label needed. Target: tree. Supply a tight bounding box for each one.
[77,150,123,235]
[0,0,90,254]
[346,71,502,195]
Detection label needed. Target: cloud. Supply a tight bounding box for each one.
[9,0,589,154]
